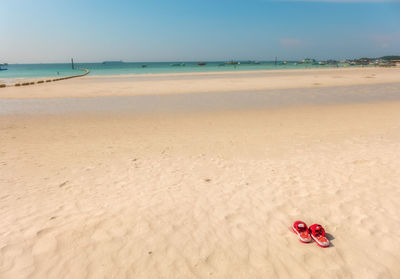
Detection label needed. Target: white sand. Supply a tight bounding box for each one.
[1,69,400,278]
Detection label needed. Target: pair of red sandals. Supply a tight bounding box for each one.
[292,221,330,248]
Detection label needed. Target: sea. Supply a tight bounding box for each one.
[0,61,345,80]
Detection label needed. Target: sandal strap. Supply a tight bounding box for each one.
[309,224,325,237]
[294,221,308,232]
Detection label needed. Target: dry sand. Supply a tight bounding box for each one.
[1,69,400,279]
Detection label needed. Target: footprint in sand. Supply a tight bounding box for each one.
[59,181,69,188]
[32,228,58,255]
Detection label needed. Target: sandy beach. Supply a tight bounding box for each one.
[1,68,400,278]
[1,67,400,99]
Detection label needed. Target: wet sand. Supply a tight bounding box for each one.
[1,82,400,115]
[1,67,400,99]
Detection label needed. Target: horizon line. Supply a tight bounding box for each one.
[4,55,399,65]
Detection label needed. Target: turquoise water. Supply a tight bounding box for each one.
[0,61,347,80]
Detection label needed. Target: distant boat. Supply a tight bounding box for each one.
[242,61,260,65]
[170,63,185,67]
[0,64,8,71]
[102,61,124,65]
[299,58,316,64]
[198,62,206,66]
[141,64,147,68]
[226,61,240,65]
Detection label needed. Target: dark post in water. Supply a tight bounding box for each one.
[71,58,75,69]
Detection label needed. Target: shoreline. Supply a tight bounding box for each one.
[83,65,396,79]
[1,67,400,100]
[0,65,395,82]
[0,64,386,80]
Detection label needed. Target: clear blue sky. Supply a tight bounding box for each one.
[1,0,400,63]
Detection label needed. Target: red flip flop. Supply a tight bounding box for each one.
[309,224,330,248]
[292,221,312,243]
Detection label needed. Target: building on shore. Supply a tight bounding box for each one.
[390,60,400,66]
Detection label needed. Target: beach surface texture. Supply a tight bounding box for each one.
[1,67,400,279]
